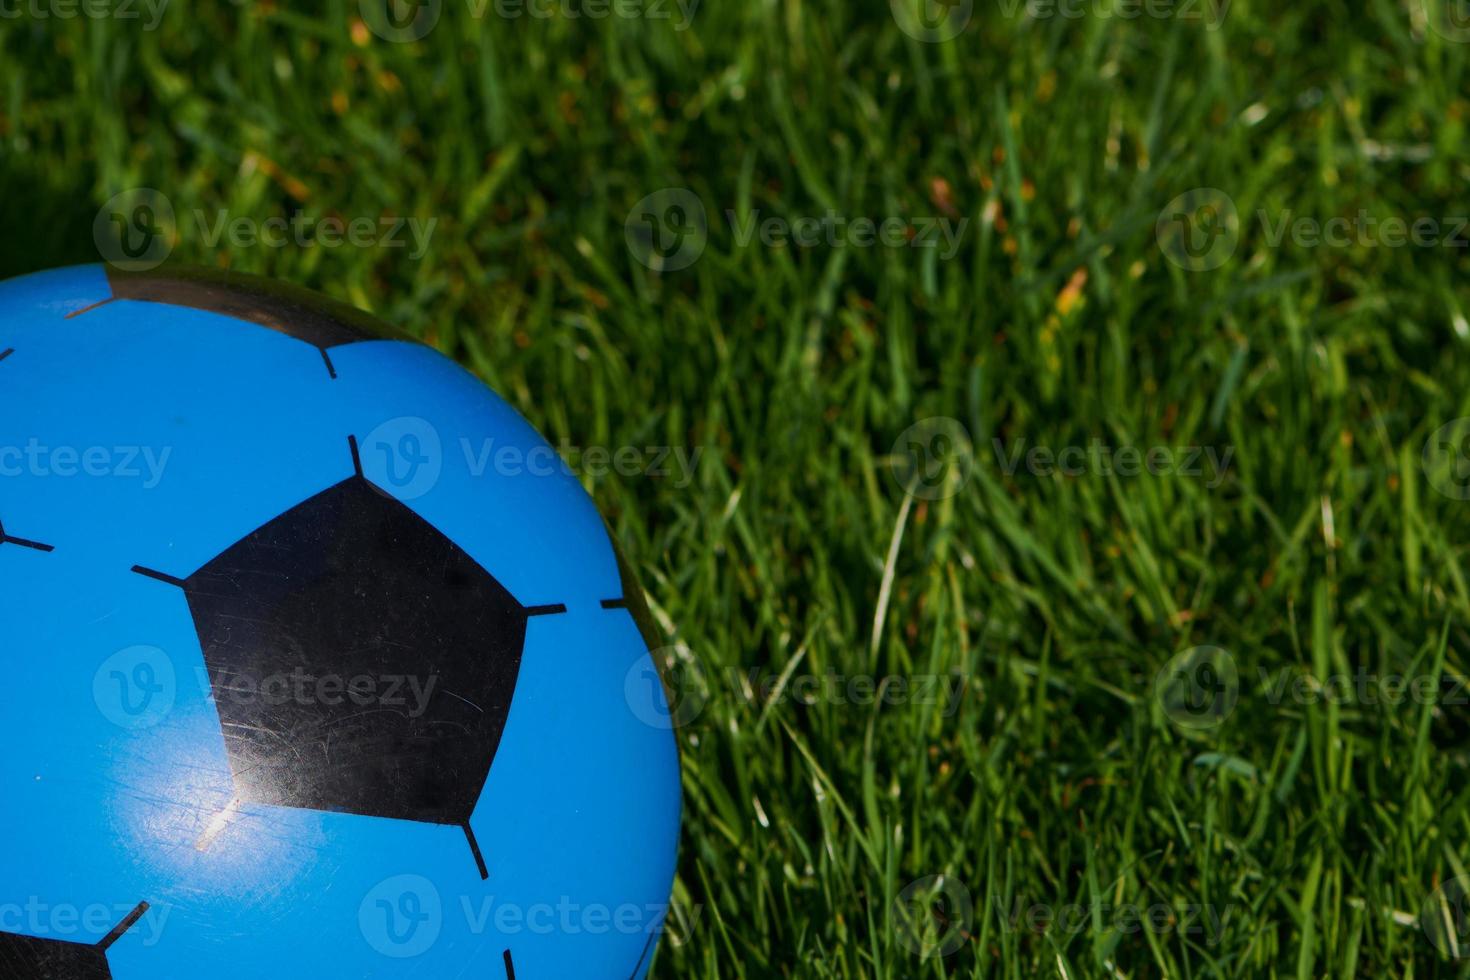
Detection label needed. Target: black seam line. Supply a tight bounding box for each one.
[321,348,338,380]
[131,565,187,588]
[503,949,516,980]
[524,603,568,617]
[64,298,117,320]
[1,535,55,553]
[0,348,12,363]
[348,434,364,478]
[97,901,149,952]
[628,929,658,980]
[463,822,489,881]
[601,598,629,609]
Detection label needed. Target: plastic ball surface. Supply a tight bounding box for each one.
[0,265,681,979]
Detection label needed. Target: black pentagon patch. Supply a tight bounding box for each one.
[166,474,531,829]
[0,933,113,980]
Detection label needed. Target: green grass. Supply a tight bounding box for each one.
[5,0,1470,975]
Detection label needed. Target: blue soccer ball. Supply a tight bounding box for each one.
[0,265,681,979]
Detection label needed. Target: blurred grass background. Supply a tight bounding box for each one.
[5,0,1470,975]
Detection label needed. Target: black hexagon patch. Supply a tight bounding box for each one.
[0,933,113,980]
[0,903,148,980]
